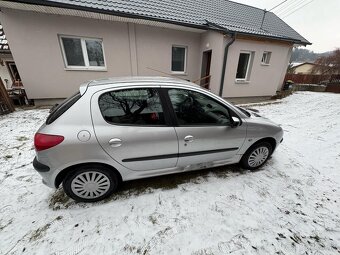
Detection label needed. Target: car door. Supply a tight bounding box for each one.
[165,88,247,167]
[91,86,178,171]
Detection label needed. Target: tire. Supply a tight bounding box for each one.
[240,142,273,170]
[62,165,119,202]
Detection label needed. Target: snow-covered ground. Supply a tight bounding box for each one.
[0,92,339,255]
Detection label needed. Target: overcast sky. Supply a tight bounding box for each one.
[231,0,339,53]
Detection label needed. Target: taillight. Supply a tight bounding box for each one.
[34,133,64,151]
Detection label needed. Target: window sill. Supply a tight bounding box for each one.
[171,71,187,76]
[64,67,107,72]
[235,80,250,84]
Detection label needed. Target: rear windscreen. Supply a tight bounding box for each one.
[46,91,81,124]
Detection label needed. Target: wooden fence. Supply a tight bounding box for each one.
[326,84,340,93]
[284,74,340,85]
[0,77,15,115]
[284,74,330,84]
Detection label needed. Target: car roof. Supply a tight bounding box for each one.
[79,76,200,95]
[87,76,198,87]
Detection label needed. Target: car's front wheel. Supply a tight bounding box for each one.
[63,165,119,202]
[240,142,273,170]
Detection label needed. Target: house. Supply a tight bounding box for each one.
[0,24,20,89]
[0,0,310,105]
[290,62,321,75]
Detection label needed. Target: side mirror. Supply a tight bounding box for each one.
[231,116,241,128]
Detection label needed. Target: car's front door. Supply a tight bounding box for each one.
[165,88,247,168]
[91,87,178,171]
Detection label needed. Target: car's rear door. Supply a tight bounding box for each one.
[91,86,178,171]
[164,87,247,167]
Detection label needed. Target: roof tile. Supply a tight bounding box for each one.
[21,0,311,44]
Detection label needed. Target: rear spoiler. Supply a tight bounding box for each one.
[79,81,91,95]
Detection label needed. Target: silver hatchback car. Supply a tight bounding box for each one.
[33,77,283,202]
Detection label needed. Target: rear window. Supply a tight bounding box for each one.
[46,91,81,124]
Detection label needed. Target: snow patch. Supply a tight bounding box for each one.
[0,92,339,254]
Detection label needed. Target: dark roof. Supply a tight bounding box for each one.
[9,0,311,45]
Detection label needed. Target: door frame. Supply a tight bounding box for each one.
[160,85,247,165]
[90,85,180,171]
[158,86,246,166]
[200,50,212,89]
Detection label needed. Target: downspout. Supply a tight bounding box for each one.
[219,33,236,97]
[204,20,236,97]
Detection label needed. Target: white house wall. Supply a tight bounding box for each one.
[0,9,132,99]
[0,8,293,102]
[222,38,292,97]
[199,31,225,95]
[134,24,201,81]
[0,9,203,100]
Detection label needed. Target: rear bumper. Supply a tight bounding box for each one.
[33,157,55,188]
[33,157,50,172]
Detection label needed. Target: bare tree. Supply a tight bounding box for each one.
[287,62,295,74]
[312,48,340,75]
[99,89,159,122]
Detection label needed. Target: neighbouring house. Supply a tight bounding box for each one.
[0,0,310,105]
[289,62,321,75]
[286,60,340,85]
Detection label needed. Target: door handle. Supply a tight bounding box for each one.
[184,135,194,143]
[108,138,122,147]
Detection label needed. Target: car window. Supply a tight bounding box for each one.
[98,88,165,126]
[168,89,231,126]
[46,91,81,125]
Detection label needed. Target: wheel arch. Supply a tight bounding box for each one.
[239,137,277,170]
[250,137,277,153]
[54,162,123,188]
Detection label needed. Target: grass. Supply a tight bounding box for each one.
[16,136,29,142]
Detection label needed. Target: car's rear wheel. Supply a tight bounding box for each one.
[240,142,273,170]
[63,165,119,202]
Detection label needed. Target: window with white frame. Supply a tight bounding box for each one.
[171,46,187,73]
[236,51,253,81]
[261,51,272,65]
[60,36,106,70]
